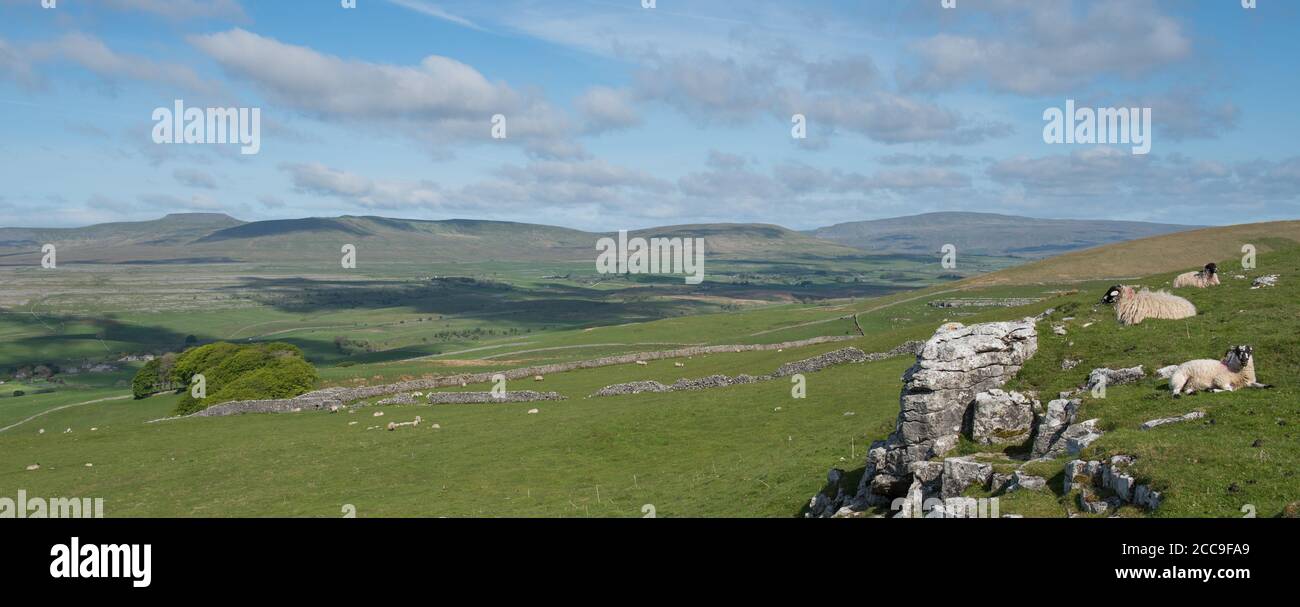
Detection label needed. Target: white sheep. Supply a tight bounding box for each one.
[636,361,648,366]
[1100,285,1196,325]
[1173,263,1220,288]
[533,375,544,381]
[1169,345,1271,397]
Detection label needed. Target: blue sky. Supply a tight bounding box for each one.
[0,0,1297,230]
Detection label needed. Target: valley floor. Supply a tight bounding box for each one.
[2,247,1298,517]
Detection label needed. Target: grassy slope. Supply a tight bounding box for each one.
[1,225,1297,517]
[0,342,910,517]
[967,220,1300,285]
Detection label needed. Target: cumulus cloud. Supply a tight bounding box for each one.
[632,49,1010,144]
[803,54,880,93]
[1,33,219,94]
[780,90,1013,145]
[190,29,578,157]
[900,0,1192,96]
[576,86,642,134]
[280,162,444,210]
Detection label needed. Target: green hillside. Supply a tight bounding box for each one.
[1,225,1295,518]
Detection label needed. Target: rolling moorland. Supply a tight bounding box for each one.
[0,216,1297,517]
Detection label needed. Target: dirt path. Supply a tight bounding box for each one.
[0,394,132,434]
[477,343,695,360]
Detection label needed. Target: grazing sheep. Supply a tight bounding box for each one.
[533,375,544,381]
[1173,263,1220,288]
[1170,345,1271,397]
[636,361,648,366]
[26,464,40,471]
[1100,285,1196,325]
[386,416,422,431]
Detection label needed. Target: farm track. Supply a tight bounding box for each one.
[0,394,133,434]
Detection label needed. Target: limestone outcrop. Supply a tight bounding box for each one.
[807,319,1038,516]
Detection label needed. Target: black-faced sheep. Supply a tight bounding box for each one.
[1100,285,1197,325]
[1173,263,1220,288]
[1169,345,1271,397]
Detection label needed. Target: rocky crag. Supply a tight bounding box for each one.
[806,318,1169,518]
[809,320,1039,516]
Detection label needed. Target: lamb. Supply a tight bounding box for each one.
[1100,285,1196,325]
[1173,263,1220,288]
[1169,345,1271,397]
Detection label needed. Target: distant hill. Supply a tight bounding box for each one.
[0,213,244,249]
[630,223,861,258]
[0,214,859,265]
[809,212,1197,257]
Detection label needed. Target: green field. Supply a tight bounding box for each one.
[2,227,1298,517]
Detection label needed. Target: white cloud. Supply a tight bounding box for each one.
[900,0,1192,95]
[2,33,219,94]
[190,29,578,157]
[280,162,444,210]
[576,86,642,134]
[386,0,481,30]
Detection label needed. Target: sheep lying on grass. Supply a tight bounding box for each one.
[1170,345,1271,397]
[1100,285,1196,325]
[1173,263,1220,288]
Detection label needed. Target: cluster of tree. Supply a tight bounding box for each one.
[131,342,319,416]
[429,327,520,341]
[333,336,376,355]
[131,353,179,399]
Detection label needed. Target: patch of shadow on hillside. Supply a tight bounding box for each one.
[219,275,726,323]
[0,310,196,367]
